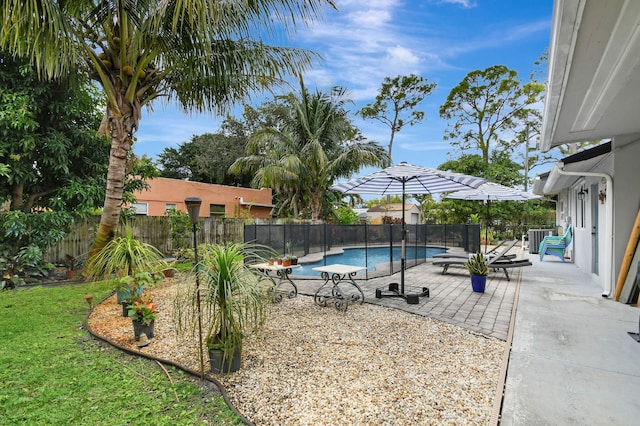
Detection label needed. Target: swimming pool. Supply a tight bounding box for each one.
[292,246,445,277]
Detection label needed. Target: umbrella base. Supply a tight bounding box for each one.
[375,283,429,305]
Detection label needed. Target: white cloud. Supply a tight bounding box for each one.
[439,0,477,8]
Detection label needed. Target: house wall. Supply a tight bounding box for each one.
[612,136,640,293]
[367,206,420,224]
[554,156,614,291]
[133,177,273,218]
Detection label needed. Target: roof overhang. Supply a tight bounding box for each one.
[538,142,611,194]
[237,197,274,208]
[541,0,640,151]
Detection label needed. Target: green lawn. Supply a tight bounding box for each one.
[0,281,242,425]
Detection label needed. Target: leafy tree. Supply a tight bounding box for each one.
[334,206,361,225]
[440,65,544,164]
[230,79,389,221]
[365,195,403,208]
[1,0,337,257]
[157,114,254,186]
[0,52,109,213]
[358,74,437,165]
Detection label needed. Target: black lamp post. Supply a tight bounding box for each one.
[184,196,204,380]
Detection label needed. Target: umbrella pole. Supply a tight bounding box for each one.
[401,183,406,294]
[485,200,489,253]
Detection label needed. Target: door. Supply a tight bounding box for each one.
[591,183,599,274]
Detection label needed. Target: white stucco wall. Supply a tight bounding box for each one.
[612,136,640,295]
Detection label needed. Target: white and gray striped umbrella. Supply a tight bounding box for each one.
[331,162,486,195]
[331,162,485,295]
[446,182,541,253]
[445,182,541,201]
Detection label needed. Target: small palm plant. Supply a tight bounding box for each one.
[83,227,168,280]
[174,242,270,373]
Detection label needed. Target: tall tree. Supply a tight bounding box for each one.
[1,0,336,257]
[439,65,544,164]
[157,113,256,186]
[230,79,389,221]
[358,74,436,165]
[0,52,109,213]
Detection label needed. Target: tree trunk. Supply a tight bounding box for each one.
[310,191,322,223]
[89,102,137,259]
[10,182,24,211]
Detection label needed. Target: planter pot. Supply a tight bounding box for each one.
[276,259,283,265]
[209,346,242,374]
[291,258,298,265]
[163,268,175,278]
[268,259,275,265]
[66,269,77,279]
[470,274,487,293]
[132,319,155,340]
[282,259,292,267]
[121,301,129,317]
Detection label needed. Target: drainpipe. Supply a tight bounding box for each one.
[555,167,614,297]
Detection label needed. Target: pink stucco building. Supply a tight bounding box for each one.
[131,177,273,219]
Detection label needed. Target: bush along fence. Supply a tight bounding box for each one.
[245,223,481,279]
[44,216,246,264]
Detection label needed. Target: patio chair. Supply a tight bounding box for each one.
[432,239,518,260]
[432,240,531,281]
[539,224,572,262]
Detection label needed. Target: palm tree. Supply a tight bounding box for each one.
[231,79,388,221]
[1,0,335,257]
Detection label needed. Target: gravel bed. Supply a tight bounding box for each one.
[87,277,505,425]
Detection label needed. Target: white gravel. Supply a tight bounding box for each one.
[88,278,505,425]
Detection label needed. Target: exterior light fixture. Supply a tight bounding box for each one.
[184,196,204,380]
[577,187,588,200]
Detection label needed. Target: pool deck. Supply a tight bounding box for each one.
[294,247,516,341]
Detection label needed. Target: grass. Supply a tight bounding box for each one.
[0,280,242,425]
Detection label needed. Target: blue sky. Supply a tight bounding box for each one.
[133,0,553,174]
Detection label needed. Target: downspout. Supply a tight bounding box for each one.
[556,167,614,297]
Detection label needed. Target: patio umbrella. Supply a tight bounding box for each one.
[331,162,486,304]
[446,182,542,252]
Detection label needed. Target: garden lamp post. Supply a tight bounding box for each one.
[185,196,204,380]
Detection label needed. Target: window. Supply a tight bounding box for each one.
[210,204,225,217]
[165,204,177,213]
[131,202,148,215]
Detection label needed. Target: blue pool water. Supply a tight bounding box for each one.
[292,246,445,276]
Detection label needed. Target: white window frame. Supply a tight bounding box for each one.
[131,202,148,215]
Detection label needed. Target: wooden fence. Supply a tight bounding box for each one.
[44,216,246,263]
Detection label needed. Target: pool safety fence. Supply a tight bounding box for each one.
[244,223,480,279]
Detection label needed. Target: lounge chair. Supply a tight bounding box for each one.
[432,239,518,260]
[432,241,532,281]
[539,224,572,262]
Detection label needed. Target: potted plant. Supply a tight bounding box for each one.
[128,297,158,340]
[290,255,298,266]
[174,242,269,374]
[465,252,489,293]
[115,272,160,316]
[65,254,82,279]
